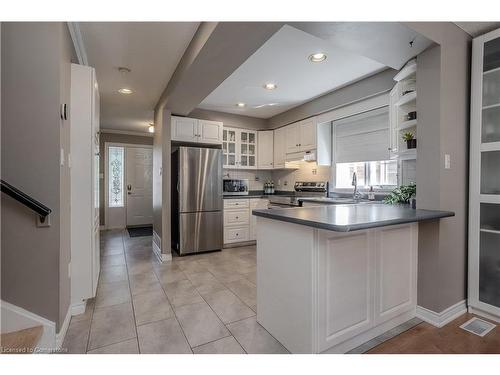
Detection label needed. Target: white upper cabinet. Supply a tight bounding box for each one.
[285,122,300,153]
[273,126,287,168]
[223,127,257,169]
[172,116,199,142]
[258,131,274,169]
[198,119,223,144]
[285,118,318,154]
[299,118,317,151]
[171,116,223,144]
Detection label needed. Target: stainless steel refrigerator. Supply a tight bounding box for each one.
[171,146,223,255]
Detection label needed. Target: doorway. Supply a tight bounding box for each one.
[104,143,153,229]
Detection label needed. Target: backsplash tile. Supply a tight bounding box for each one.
[224,162,332,192]
[223,169,272,191]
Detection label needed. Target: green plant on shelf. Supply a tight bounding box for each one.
[402,132,415,142]
[383,183,416,205]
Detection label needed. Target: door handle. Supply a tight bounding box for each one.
[127,184,132,191]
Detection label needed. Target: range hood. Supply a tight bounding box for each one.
[285,150,317,163]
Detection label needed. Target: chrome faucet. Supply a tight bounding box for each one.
[352,172,362,201]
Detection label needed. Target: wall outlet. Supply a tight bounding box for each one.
[444,154,451,169]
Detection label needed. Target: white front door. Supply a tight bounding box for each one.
[126,147,153,226]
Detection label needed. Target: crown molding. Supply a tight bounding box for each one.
[100,128,154,138]
[67,22,88,66]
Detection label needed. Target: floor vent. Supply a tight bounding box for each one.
[459,317,496,337]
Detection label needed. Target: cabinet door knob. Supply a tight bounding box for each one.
[235,216,239,219]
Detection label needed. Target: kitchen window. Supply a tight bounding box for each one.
[333,106,397,189]
[335,160,398,189]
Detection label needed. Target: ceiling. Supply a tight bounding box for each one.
[198,25,387,118]
[79,22,199,133]
[454,22,500,37]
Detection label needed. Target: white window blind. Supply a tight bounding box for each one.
[334,107,390,163]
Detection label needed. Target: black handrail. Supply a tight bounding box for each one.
[1,179,52,220]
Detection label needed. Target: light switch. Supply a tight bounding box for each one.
[444,154,451,169]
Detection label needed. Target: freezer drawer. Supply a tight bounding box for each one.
[179,211,223,255]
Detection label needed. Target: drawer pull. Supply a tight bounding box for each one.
[235,216,239,219]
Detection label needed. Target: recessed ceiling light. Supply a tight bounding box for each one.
[118,88,133,95]
[264,83,277,90]
[148,124,155,133]
[118,66,132,74]
[308,52,327,63]
[236,102,246,108]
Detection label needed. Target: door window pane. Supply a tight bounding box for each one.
[479,231,500,307]
[241,156,248,166]
[482,69,500,107]
[228,155,235,166]
[481,151,500,194]
[249,156,255,166]
[223,129,227,141]
[249,144,255,155]
[483,36,500,72]
[249,133,255,143]
[241,132,247,142]
[228,143,235,154]
[241,144,247,155]
[480,203,500,232]
[108,146,124,207]
[482,106,500,143]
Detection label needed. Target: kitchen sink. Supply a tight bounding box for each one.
[299,197,376,205]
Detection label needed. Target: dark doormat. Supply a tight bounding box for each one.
[127,226,153,237]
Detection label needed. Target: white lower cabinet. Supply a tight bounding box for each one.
[224,198,268,244]
[256,218,417,353]
[316,224,417,352]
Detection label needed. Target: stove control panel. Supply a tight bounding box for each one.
[294,181,328,192]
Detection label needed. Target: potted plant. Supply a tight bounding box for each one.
[402,132,417,149]
[383,183,416,207]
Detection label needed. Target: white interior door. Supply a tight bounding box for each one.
[126,147,153,226]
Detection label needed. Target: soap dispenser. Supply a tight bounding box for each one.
[368,186,375,201]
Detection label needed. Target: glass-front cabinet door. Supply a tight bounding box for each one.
[470,30,500,318]
[239,130,256,168]
[223,128,237,168]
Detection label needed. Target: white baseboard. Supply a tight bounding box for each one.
[468,306,500,324]
[152,239,171,262]
[152,230,172,263]
[70,300,87,316]
[416,300,467,328]
[1,300,56,351]
[56,308,72,349]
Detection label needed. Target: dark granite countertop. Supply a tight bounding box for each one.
[223,191,295,199]
[252,203,454,232]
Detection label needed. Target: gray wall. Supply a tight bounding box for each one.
[99,132,154,225]
[267,68,396,128]
[188,108,267,130]
[407,23,471,313]
[1,23,75,330]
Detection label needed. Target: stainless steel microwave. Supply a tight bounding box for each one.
[223,179,249,196]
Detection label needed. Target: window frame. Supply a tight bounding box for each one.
[107,145,125,208]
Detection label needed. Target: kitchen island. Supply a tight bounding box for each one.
[252,204,454,353]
